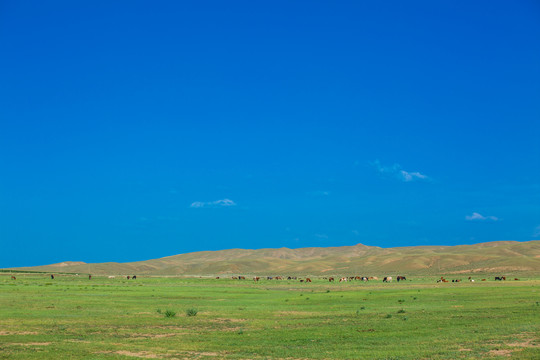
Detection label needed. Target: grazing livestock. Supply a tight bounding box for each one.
[127,276,131,280]
[328,277,334,282]
[514,278,519,281]
[216,277,220,279]
[481,279,486,281]
[132,275,136,279]
[253,277,260,282]
[238,276,246,280]
[339,277,348,282]
[362,277,368,281]
[396,276,406,282]
[383,276,392,283]
[11,276,16,280]
[495,276,506,281]
[88,275,92,280]
[232,276,238,280]
[305,278,312,283]
[108,276,115,279]
[51,274,55,279]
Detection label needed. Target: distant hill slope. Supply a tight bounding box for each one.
[7,241,540,276]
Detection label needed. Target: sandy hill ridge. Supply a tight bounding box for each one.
[7,240,540,276]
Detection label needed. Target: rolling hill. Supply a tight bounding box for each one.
[7,240,540,276]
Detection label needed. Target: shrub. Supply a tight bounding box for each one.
[185,308,198,317]
[385,314,393,318]
[164,310,176,318]
[397,309,406,314]
[156,308,162,314]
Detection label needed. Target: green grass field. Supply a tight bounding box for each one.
[0,274,538,359]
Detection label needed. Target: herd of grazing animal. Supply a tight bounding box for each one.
[4,274,521,283]
[225,275,520,284]
[226,275,400,283]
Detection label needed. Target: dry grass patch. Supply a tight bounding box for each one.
[487,349,514,357]
[97,350,161,359]
[0,331,39,335]
[210,318,246,323]
[131,333,180,339]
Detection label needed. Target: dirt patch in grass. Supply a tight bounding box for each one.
[141,325,189,330]
[507,333,539,348]
[183,351,221,356]
[0,331,39,335]
[98,350,161,359]
[210,318,246,323]
[487,349,514,357]
[8,342,51,346]
[507,339,539,348]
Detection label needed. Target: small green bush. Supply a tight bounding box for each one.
[164,310,176,318]
[156,308,162,314]
[397,309,406,314]
[185,308,198,317]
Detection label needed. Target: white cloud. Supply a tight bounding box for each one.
[190,199,237,208]
[465,212,499,221]
[400,170,428,182]
[373,160,429,182]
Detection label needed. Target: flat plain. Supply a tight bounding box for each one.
[0,274,538,359]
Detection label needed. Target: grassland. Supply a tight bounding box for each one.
[0,274,538,359]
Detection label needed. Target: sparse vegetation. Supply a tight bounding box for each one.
[185,308,198,317]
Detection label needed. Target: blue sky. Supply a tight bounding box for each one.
[1,1,539,267]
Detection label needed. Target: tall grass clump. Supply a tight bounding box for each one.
[185,308,198,317]
[164,309,176,318]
